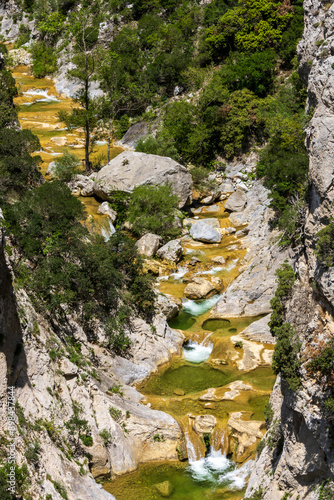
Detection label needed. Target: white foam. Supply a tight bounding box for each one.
[219,459,255,490]
[22,89,59,102]
[182,295,220,316]
[183,340,213,363]
[156,266,188,282]
[101,220,116,242]
[187,448,253,491]
[194,266,223,276]
[96,140,107,145]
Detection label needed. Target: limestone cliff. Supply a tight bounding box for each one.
[245,1,334,498]
[0,218,184,499]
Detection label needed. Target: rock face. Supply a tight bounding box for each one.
[227,412,265,460]
[190,220,222,243]
[245,3,334,498]
[0,226,185,500]
[210,183,288,320]
[93,151,193,208]
[184,277,216,299]
[135,233,163,258]
[224,187,247,212]
[156,239,183,263]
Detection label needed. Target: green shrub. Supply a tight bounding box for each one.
[52,150,81,183]
[269,262,296,337]
[0,463,29,499]
[15,25,31,47]
[319,480,334,500]
[109,406,122,421]
[315,222,334,268]
[270,262,301,390]
[31,41,57,78]
[244,487,264,500]
[127,184,182,242]
[264,402,274,425]
[99,429,112,445]
[53,481,68,500]
[272,323,301,391]
[80,434,93,446]
[135,134,179,161]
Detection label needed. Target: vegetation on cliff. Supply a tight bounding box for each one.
[270,262,301,391]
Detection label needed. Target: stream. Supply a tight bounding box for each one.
[10,55,275,500]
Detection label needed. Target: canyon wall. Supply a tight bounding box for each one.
[245,1,334,498]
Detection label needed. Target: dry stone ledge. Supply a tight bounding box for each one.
[224,187,247,212]
[93,151,193,208]
[135,233,163,258]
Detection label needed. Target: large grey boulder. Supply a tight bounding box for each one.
[93,151,193,208]
[135,233,163,258]
[190,221,222,243]
[224,187,247,212]
[156,239,183,263]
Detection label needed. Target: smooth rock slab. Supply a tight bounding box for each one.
[93,151,193,208]
[190,221,222,243]
[135,233,163,258]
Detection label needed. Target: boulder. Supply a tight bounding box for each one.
[157,294,180,321]
[156,239,183,263]
[189,256,201,266]
[97,202,117,223]
[184,278,216,299]
[211,276,223,291]
[211,256,226,265]
[224,188,247,212]
[192,415,217,435]
[68,174,94,197]
[135,233,163,258]
[190,221,222,244]
[93,151,193,208]
[219,182,234,193]
[155,481,174,497]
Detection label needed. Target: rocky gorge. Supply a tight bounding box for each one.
[1,0,334,499]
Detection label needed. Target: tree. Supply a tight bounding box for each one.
[59,6,103,172]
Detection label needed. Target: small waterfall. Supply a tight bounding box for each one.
[184,431,198,463]
[182,295,220,316]
[101,220,116,242]
[183,339,213,363]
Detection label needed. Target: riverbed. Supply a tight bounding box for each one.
[11,57,275,500]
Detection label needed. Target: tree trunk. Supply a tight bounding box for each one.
[85,78,90,173]
[107,111,112,163]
